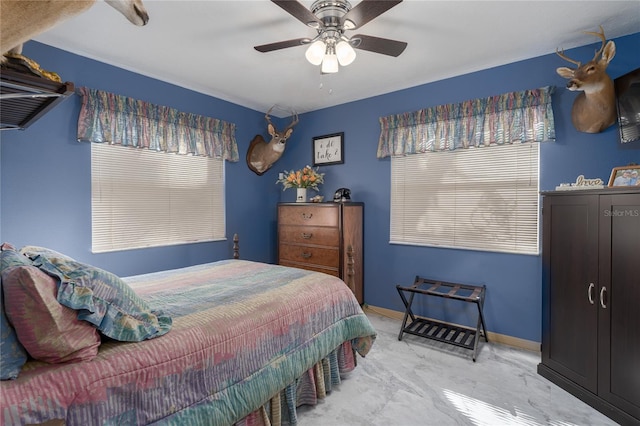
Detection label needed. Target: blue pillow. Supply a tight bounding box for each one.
[32,256,172,342]
[0,249,29,380]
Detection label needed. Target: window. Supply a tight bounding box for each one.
[390,142,539,255]
[91,144,225,253]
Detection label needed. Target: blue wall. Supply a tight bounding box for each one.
[0,42,281,274]
[2,33,639,343]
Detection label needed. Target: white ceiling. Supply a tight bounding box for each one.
[33,0,640,117]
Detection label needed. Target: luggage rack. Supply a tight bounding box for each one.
[396,276,488,361]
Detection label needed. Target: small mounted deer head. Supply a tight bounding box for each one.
[246,107,299,175]
[556,26,616,133]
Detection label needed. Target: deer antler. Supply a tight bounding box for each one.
[584,25,607,61]
[284,111,299,133]
[264,106,298,132]
[556,48,581,67]
[557,25,609,67]
[265,105,275,125]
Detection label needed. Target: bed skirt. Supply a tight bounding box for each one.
[233,341,356,426]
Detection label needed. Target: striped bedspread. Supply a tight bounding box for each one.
[1,260,376,425]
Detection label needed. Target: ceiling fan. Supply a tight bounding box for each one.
[254,0,407,73]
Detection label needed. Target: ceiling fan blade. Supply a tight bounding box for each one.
[272,0,322,28]
[341,0,402,30]
[254,38,311,53]
[351,34,407,57]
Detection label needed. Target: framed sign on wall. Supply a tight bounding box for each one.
[312,132,344,166]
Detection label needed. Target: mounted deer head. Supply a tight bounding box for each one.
[1,0,149,59]
[246,107,299,175]
[556,26,616,133]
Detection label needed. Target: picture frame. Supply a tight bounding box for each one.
[312,132,344,166]
[608,165,640,187]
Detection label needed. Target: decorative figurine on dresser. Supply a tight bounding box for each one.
[538,187,640,425]
[277,200,364,304]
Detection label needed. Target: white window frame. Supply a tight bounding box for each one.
[91,143,226,253]
[390,143,540,255]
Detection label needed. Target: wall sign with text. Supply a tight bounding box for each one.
[312,132,344,166]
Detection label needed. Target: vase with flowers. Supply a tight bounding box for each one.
[276,166,325,202]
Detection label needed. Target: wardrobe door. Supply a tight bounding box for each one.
[542,194,599,392]
[598,193,640,419]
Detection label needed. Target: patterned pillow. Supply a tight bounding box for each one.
[20,245,75,262]
[0,248,29,380]
[1,247,33,271]
[2,265,101,364]
[33,256,172,342]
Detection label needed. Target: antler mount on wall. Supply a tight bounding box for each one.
[556,26,617,134]
[246,107,299,176]
[255,0,407,73]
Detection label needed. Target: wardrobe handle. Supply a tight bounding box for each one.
[587,283,595,304]
[301,252,312,259]
[301,232,312,239]
[301,213,313,220]
[600,286,607,309]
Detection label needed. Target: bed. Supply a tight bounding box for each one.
[0,242,376,425]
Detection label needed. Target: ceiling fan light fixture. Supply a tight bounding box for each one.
[321,50,339,73]
[336,40,356,66]
[256,0,407,72]
[305,40,326,65]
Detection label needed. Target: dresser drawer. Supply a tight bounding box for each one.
[278,205,338,227]
[279,225,339,246]
[279,261,340,277]
[278,243,339,268]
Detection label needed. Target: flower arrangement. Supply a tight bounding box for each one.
[276,166,325,191]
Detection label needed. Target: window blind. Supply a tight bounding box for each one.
[91,143,225,253]
[390,142,539,254]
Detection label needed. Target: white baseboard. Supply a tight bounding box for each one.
[363,304,540,353]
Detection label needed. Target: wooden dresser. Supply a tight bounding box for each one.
[278,202,364,304]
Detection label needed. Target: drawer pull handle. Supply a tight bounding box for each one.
[587,283,595,304]
[301,232,313,239]
[600,286,607,309]
[301,252,312,259]
[301,213,313,220]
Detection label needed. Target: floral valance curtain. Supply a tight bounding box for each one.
[377,86,555,158]
[77,87,239,161]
